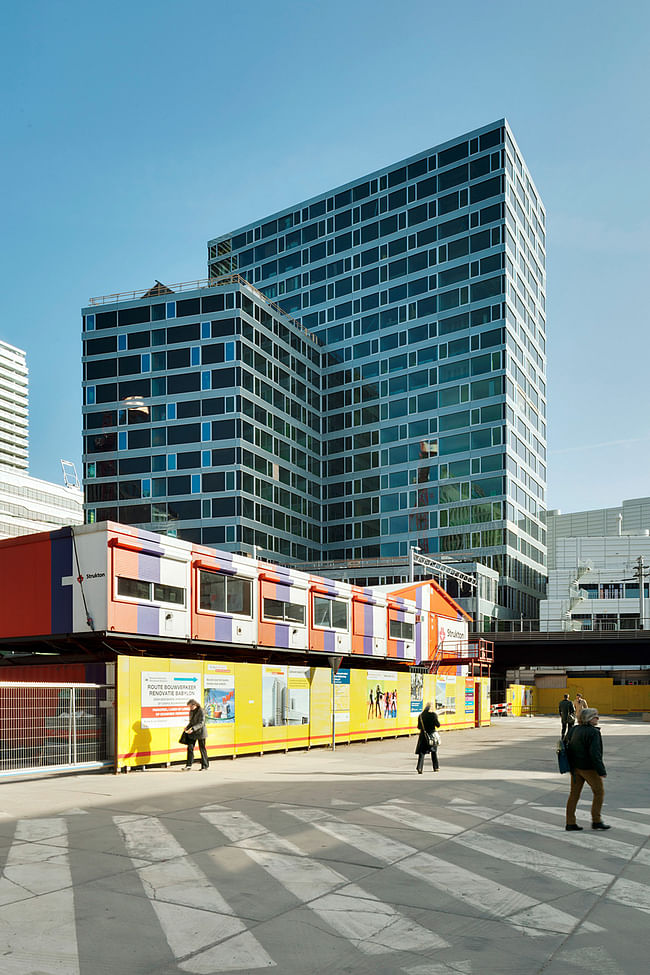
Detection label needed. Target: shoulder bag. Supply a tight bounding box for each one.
[556,737,570,774]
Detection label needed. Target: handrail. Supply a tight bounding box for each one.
[87,274,322,346]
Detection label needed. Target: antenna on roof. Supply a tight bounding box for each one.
[61,460,80,490]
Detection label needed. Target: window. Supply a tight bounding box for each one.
[389,619,414,640]
[199,571,252,616]
[263,597,305,624]
[117,576,185,605]
[313,596,348,630]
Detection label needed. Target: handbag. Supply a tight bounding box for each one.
[179,730,195,746]
[428,730,441,748]
[556,737,570,774]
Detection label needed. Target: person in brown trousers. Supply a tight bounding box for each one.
[565,708,610,831]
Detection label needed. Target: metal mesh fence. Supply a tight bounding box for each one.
[0,683,110,772]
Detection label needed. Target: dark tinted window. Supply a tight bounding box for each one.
[211,318,236,337]
[407,159,427,179]
[118,306,150,326]
[388,167,406,187]
[119,456,151,474]
[168,423,200,445]
[85,336,116,356]
[438,164,468,191]
[438,141,468,167]
[118,355,141,376]
[176,298,200,317]
[202,294,225,314]
[167,475,191,495]
[127,331,150,350]
[95,383,117,403]
[167,323,200,344]
[177,400,201,418]
[479,129,501,150]
[167,348,190,369]
[118,504,151,525]
[167,372,200,394]
[85,409,116,429]
[96,311,117,330]
[470,176,501,204]
[86,359,117,380]
[177,451,201,469]
[127,429,150,449]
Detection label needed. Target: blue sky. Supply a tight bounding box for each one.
[1,0,648,513]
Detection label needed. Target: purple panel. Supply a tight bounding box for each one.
[137,604,159,635]
[214,615,233,642]
[414,588,423,664]
[275,583,292,602]
[363,634,373,655]
[324,630,335,653]
[396,639,405,659]
[275,624,289,648]
[138,551,161,583]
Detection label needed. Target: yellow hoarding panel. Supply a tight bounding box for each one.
[116,657,492,769]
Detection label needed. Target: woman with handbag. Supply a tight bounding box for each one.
[415,702,441,773]
[181,698,209,770]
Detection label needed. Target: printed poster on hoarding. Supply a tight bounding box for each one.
[464,683,475,714]
[410,671,424,714]
[262,665,311,726]
[204,666,235,724]
[366,671,399,720]
[140,672,200,729]
[333,668,350,723]
[434,676,457,716]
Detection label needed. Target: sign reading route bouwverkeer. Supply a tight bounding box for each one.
[141,672,200,729]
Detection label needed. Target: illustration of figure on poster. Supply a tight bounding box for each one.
[410,671,424,714]
[434,676,457,715]
[367,672,398,720]
[204,670,235,724]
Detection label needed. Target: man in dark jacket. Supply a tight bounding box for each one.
[183,698,209,770]
[558,694,576,739]
[565,708,610,831]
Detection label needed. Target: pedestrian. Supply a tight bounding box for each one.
[182,698,209,770]
[415,702,441,773]
[565,708,610,831]
[573,692,588,720]
[558,693,576,739]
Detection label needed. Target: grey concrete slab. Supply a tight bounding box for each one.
[0,716,648,974]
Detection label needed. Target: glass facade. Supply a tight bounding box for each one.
[81,119,547,618]
[82,280,323,559]
[206,120,547,617]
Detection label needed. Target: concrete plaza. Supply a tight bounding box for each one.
[0,715,648,974]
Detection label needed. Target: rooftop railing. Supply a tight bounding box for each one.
[87,274,321,346]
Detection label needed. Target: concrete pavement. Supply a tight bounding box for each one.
[0,715,648,974]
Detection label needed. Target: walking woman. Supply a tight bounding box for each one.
[415,702,441,773]
[183,698,209,770]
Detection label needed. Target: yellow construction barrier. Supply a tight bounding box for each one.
[116,655,491,769]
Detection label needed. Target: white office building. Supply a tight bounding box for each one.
[0,338,83,538]
[0,467,83,540]
[541,499,650,631]
[0,340,29,470]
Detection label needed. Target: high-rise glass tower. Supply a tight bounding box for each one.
[207,120,547,617]
[81,119,547,618]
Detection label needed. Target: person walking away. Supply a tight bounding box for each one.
[415,702,441,773]
[559,694,576,739]
[183,698,209,770]
[565,708,610,831]
[573,692,587,721]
